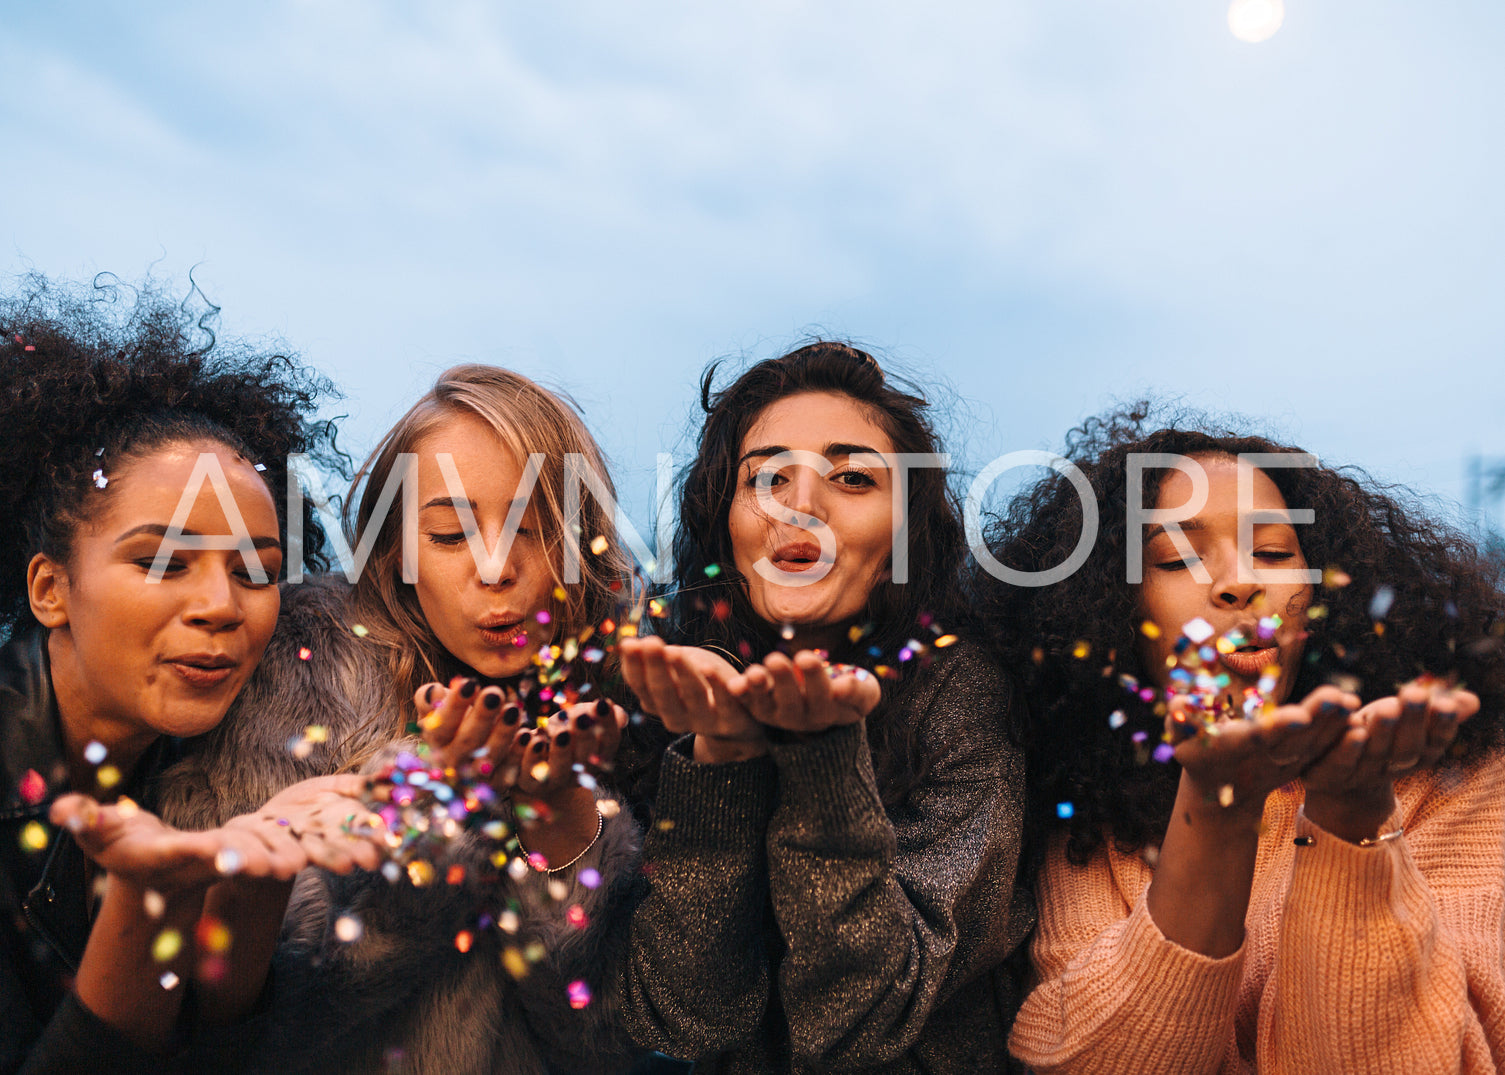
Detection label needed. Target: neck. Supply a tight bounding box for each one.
[784,623,848,656]
[47,630,156,800]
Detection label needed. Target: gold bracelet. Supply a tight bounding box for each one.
[1294,826,1404,848]
[516,809,605,874]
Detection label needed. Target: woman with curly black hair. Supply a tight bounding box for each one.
[618,341,1031,1072]
[0,276,381,1075]
[981,405,1505,1073]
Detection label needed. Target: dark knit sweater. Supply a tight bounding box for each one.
[622,644,1033,1073]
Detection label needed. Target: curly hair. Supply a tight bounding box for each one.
[0,274,346,638]
[663,340,975,806]
[978,403,1505,868]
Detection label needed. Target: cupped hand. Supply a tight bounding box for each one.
[50,774,383,895]
[235,773,390,875]
[621,636,766,761]
[731,650,882,736]
[415,677,523,773]
[1301,680,1477,841]
[1170,684,1359,812]
[506,698,629,802]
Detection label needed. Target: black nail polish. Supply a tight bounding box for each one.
[554,731,572,747]
[423,685,436,706]
[483,691,501,710]
[532,738,548,752]
[501,704,521,725]
[576,713,596,731]
[595,698,612,718]
[1318,701,1349,717]
[460,679,478,699]
[517,730,532,745]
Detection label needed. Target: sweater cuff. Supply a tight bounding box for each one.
[649,734,777,849]
[764,721,875,829]
[1114,893,1247,1003]
[1290,802,1419,907]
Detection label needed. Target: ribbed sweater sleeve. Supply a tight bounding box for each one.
[1262,760,1505,1074]
[763,648,1028,1069]
[1012,754,1505,1075]
[620,736,779,1060]
[1009,845,1246,1074]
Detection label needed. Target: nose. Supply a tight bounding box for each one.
[1209,549,1262,610]
[183,561,245,631]
[479,527,521,590]
[777,467,825,523]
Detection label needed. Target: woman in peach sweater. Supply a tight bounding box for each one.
[979,410,1505,1074]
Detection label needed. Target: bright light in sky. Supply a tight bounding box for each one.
[1228,0,1285,43]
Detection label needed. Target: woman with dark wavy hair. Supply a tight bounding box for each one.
[0,276,380,1075]
[981,405,1505,1073]
[618,341,1031,1073]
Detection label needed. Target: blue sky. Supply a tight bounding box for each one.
[3,1,1503,536]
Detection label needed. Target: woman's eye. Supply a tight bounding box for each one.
[426,531,470,546]
[136,557,184,574]
[1153,557,1198,571]
[834,470,877,488]
[746,470,787,489]
[235,564,276,586]
[1255,549,1295,560]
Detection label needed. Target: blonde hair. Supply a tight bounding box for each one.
[346,365,637,722]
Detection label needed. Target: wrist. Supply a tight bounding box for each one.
[693,733,768,764]
[1302,787,1397,844]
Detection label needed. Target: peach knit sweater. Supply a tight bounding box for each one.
[1010,757,1505,1074]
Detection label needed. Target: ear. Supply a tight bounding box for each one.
[27,553,70,629]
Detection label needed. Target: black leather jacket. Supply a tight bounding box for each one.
[0,626,244,1075]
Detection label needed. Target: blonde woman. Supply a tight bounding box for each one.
[161,365,653,1074]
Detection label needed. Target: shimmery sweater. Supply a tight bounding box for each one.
[623,643,1035,1073]
[1009,757,1505,1075]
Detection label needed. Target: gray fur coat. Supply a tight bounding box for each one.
[154,578,644,1075]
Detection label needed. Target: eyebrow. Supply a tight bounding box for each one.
[420,495,535,515]
[421,496,475,511]
[738,443,885,468]
[1144,519,1206,543]
[115,524,282,551]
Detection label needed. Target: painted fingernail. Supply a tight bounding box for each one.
[1318,701,1349,716]
[424,685,436,707]
[532,738,548,753]
[483,691,501,710]
[1402,700,1427,719]
[1436,707,1458,722]
[501,704,521,726]
[460,679,478,699]
[554,731,572,747]
[595,698,612,718]
[576,713,596,731]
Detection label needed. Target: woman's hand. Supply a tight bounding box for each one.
[621,636,767,763]
[731,650,882,737]
[1170,684,1359,814]
[50,773,384,893]
[416,677,524,775]
[1301,680,1477,842]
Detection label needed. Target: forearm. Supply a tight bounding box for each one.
[1264,800,1500,1072]
[1145,771,1262,958]
[195,877,292,1025]
[1011,838,1246,1075]
[764,722,1025,1067]
[72,876,202,1052]
[622,740,776,1058]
